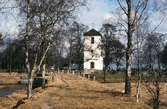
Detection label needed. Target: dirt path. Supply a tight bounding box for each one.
[40,75,67,109]
[40,74,151,109]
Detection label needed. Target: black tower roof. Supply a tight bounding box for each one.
[83,28,102,36]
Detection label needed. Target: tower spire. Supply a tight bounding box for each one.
[92,23,94,28]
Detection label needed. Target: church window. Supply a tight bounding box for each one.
[91,50,93,53]
[91,37,94,44]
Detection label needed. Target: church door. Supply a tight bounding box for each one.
[90,62,94,69]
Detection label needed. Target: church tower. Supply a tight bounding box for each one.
[83,28,103,71]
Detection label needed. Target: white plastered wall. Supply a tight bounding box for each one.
[84,35,103,70]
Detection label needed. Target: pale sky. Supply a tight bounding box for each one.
[78,0,167,35]
[78,0,118,31]
[0,0,167,38]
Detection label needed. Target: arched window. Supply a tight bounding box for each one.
[91,37,94,44]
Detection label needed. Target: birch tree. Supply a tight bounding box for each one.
[133,21,149,102]
[16,0,87,98]
[116,0,165,95]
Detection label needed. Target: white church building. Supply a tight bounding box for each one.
[83,28,103,70]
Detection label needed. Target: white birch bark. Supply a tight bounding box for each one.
[26,0,32,99]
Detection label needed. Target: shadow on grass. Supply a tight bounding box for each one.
[87,89,128,97]
[12,98,26,109]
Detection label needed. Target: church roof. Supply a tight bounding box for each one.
[83,28,102,36]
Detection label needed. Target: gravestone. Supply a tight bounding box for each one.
[32,78,48,89]
[72,70,74,74]
[93,76,95,81]
[20,76,28,84]
[88,75,90,79]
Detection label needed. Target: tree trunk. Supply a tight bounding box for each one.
[42,62,45,88]
[125,29,133,95]
[57,57,60,73]
[41,37,45,88]
[125,0,132,95]
[103,67,106,82]
[125,60,132,95]
[9,44,12,74]
[136,38,141,103]
[26,0,32,99]
[69,57,71,73]
[154,74,160,109]
[27,70,34,98]
[136,71,141,103]
[157,50,160,70]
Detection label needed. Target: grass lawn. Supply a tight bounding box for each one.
[1,72,167,109]
[90,71,139,83]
